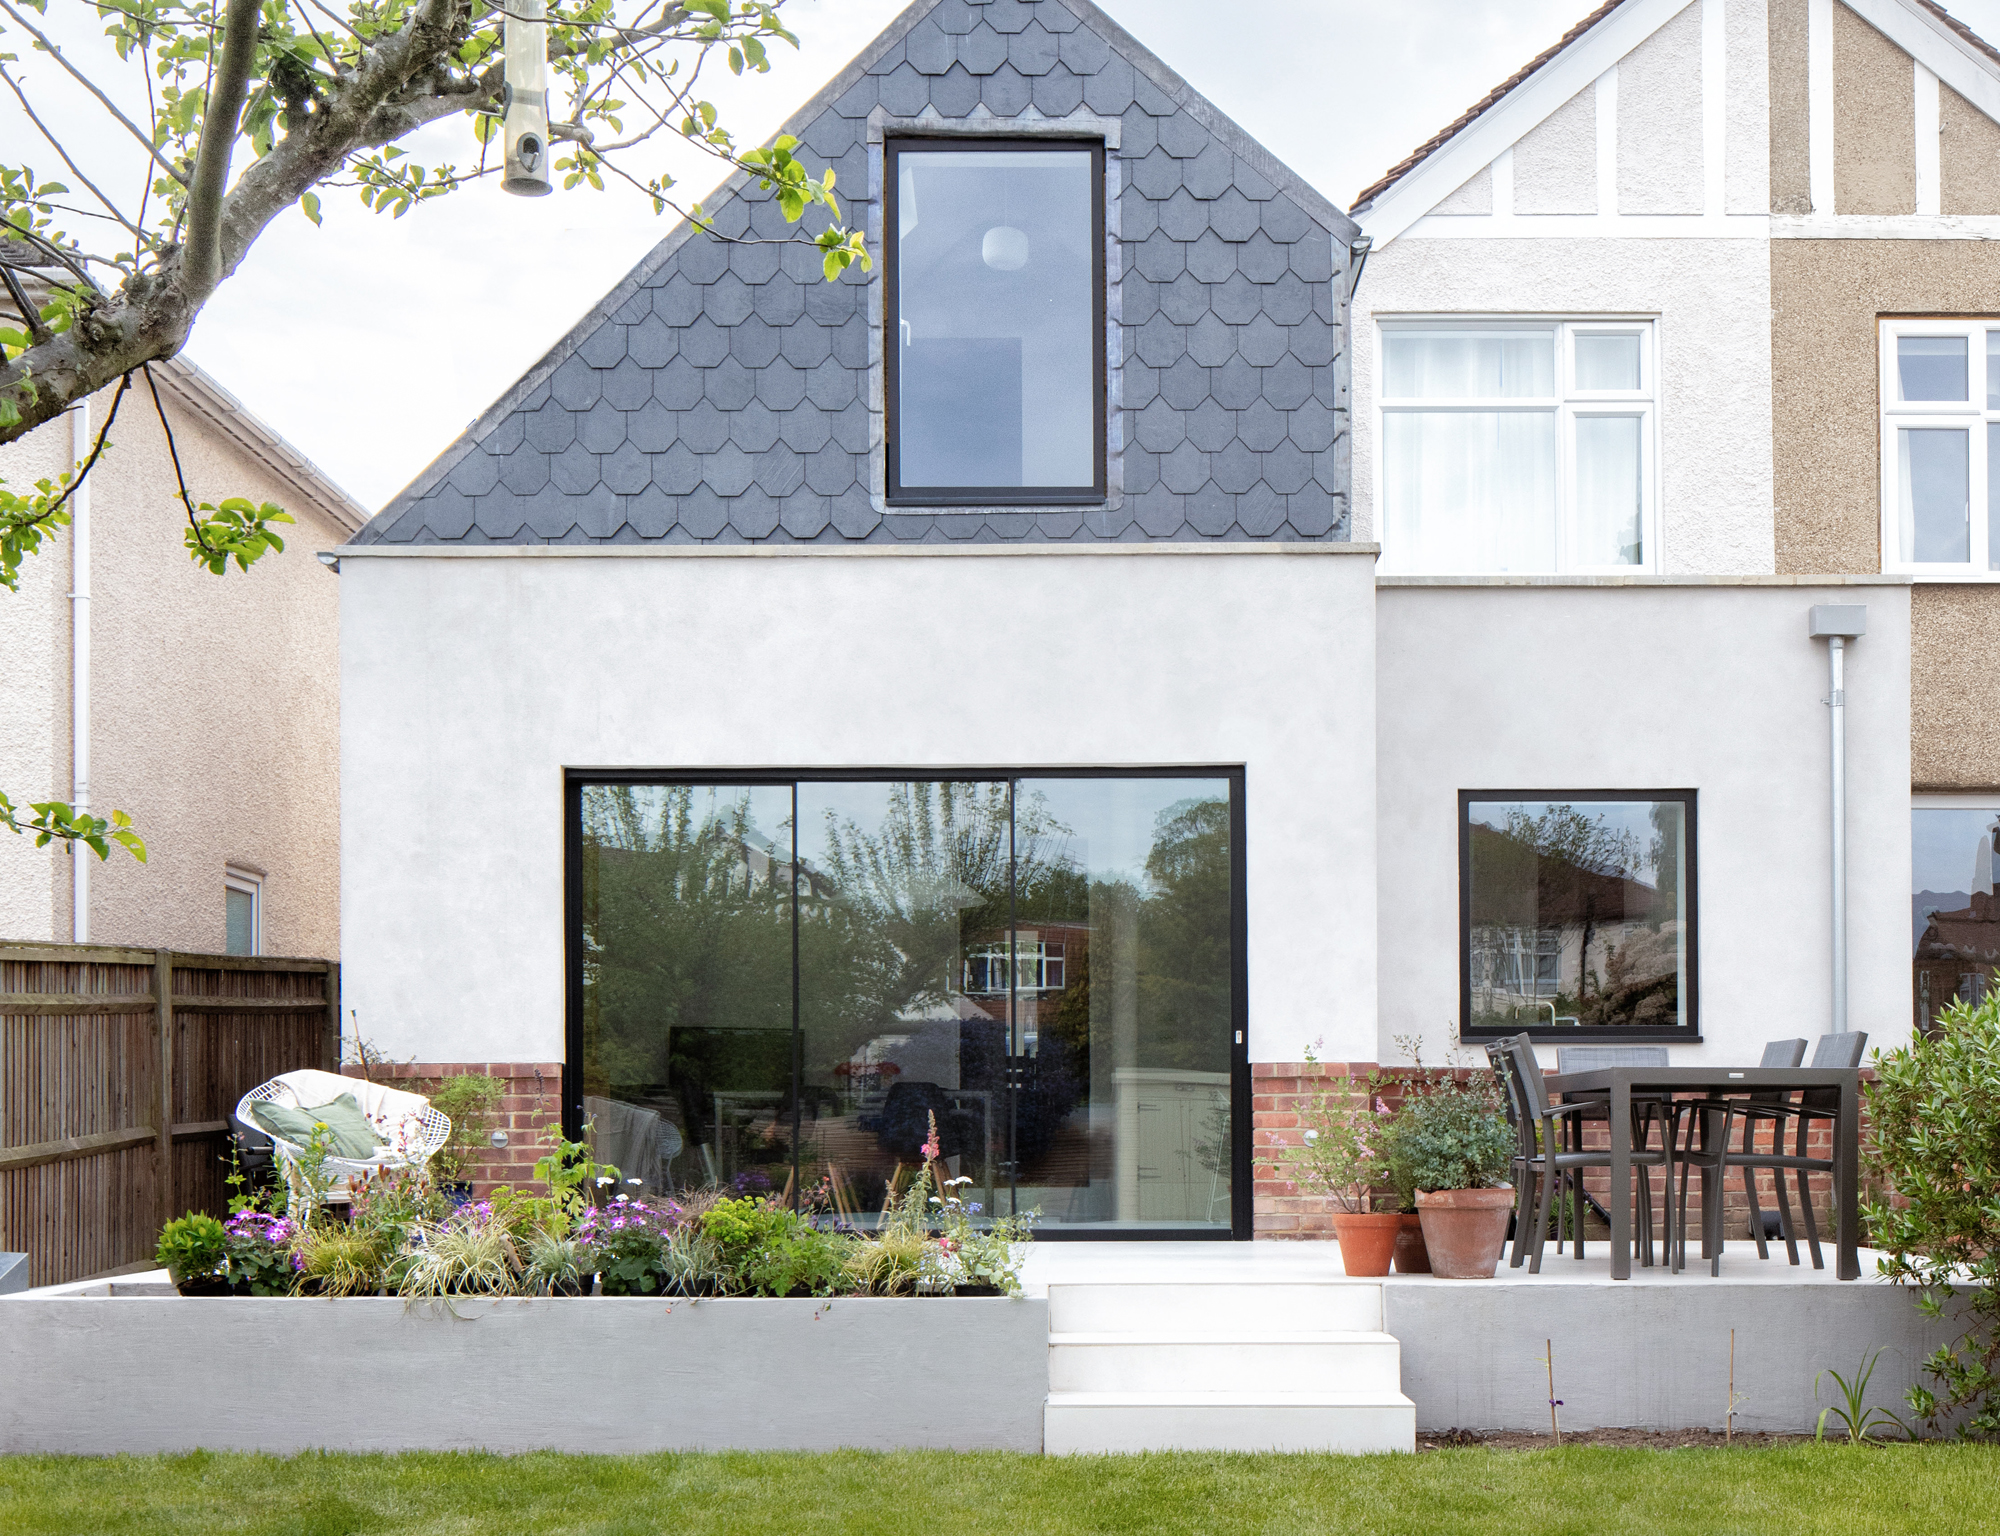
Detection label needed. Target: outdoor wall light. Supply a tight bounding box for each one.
[981,225,1029,271]
[490,1130,509,1149]
[502,0,553,198]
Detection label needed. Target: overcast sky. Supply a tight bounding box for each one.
[13,0,2000,512]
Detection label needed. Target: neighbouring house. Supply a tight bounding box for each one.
[0,333,364,959]
[330,0,1947,1238]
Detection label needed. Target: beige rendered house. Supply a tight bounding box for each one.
[0,355,365,958]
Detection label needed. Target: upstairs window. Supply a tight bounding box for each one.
[225,867,263,957]
[1881,320,2000,573]
[1377,319,1655,574]
[885,139,1105,505]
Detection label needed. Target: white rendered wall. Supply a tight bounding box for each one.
[1375,580,1912,1067]
[0,416,69,939]
[1353,235,1776,576]
[338,547,1380,1068]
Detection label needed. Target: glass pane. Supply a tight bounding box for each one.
[1573,415,1643,565]
[1466,799,1688,1033]
[1014,777,1234,1231]
[1912,806,2000,1035]
[1382,331,1554,399]
[578,784,796,1199]
[795,781,1012,1228]
[1574,333,1641,392]
[893,147,1095,489]
[1987,331,2000,409]
[1990,423,2000,572]
[1898,335,1969,402]
[1381,410,1557,573]
[1898,426,1970,563]
[224,888,254,956]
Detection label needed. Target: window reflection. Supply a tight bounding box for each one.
[1912,805,2000,1034]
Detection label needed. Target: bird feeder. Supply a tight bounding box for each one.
[502,0,553,197]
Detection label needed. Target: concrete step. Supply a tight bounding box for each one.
[1047,1281,1382,1334]
[1045,1391,1418,1455]
[1048,1330,1404,1395]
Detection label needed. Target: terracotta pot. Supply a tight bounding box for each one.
[1415,1188,1516,1279]
[1330,1211,1403,1277]
[1393,1213,1432,1274]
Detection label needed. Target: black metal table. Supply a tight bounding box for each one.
[1542,1066,1862,1281]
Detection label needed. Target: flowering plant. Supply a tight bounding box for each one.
[577,1194,682,1296]
[223,1209,296,1296]
[1286,1043,1398,1214]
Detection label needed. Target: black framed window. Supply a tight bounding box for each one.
[884,138,1107,505]
[1458,790,1697,1041]
[566,768,1248,1239]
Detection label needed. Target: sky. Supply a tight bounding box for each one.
[11,0,2000,514]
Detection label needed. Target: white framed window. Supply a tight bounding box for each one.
[224,866,263,957]
[1376,317,1657,575]
[1880,319,2000,575]
[962,940,1064,995]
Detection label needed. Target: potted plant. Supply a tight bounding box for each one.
[1401,1072,1516,1279]
[1292,1066,1401,1276]
[155,1213,231,1295]
[1377,1120,1431,1273]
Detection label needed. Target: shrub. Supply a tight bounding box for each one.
[222,1210,296,1295]
[295,1223,390,1297]
[1396,1073,1513,1193]
[1866,992,2000,1436]
[399,1201,521,1298]
[155,1213,228,1287]
[521,1229,590,1297]
[701,1196,853,1297]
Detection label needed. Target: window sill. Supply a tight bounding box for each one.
[1460,1031,1702,1045]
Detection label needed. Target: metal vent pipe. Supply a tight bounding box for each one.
[1809,604,1867,1034]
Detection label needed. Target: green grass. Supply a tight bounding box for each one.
[1,1446,1997,1536]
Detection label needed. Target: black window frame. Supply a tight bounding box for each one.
[564,765,1250,1240]
[1456,787,1700,1044]
[883,137,1109,507]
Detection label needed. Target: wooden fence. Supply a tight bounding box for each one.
[0,942,338,1288]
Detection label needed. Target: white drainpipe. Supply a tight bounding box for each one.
[69,398,91,944]
[1809,604,1867,1034]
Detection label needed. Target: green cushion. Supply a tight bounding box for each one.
[251,1093,386,1160]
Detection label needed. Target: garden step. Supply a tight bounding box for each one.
[1047,1331,1404,1395]
[1047,1281,1382,1334]
[1044,1391,1417,1455]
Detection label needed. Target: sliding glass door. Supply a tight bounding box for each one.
[570,770,1245,1237]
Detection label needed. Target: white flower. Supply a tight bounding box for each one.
[595,1176,615,1186]
[626,1178,643,1186]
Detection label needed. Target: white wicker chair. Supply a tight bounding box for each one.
[234,1068,451,1202]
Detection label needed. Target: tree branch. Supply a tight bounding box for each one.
[0,0,190,187]
[180,0,262,300]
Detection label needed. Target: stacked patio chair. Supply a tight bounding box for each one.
[1670,1032,1865,1275]
[1489,1035,1673,1272]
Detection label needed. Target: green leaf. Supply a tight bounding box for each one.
[300,192,321,226]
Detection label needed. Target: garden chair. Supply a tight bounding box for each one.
[584,1094,683,1194]
[233,1068,449,1203]
[1495,1036,1671,1273]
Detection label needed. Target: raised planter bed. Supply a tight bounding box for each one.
[0,1289,1050,1454]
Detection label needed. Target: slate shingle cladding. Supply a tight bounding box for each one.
[354,0,1356,546]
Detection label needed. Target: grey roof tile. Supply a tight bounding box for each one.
[705,198,752,239]
[982,64,1032,114]
[805,442,858,494]
[1185,397,1235,451]
[707,358,756,412]
[680,317,730,369]
[578,324,627,369]
[1032,67,1083,114]
[1122,278,1160,325]
[732,400,782,453]
[1038,1,1080,30]
[866,37,904,74]
[780,491,832,538]
[446,451,500,497]
[1287,487,1337,537]
[1185,481,1233,535]
[705,275,754,327]
[652,275,704,327]
[1210,187,1260,242]
[1036,509,1084,538]
[525,399,577,453]
[830,399,872,452]
[1134,313,1185,366]
[705,443,755,497]
[486,413,526,455]
[1119,104,1158,157]
[752,276,805,326]
[1122,444,1158,493]
[906,15,954,73]
[603,357,654,411]
[730,315,781,369]
[1266,273,1313,327]
[549,355,603,410]
[1262,440,1309,495]
[1123,362,1159,408]
[1235,481,1286,537]
[1083,500,1135,537]
[1081,49,1134,112]
[625,487,675,537]
[1261,194,1312,243]
[1237,399,1287,453]
[680,485,730,539]
[830,484,879,537]
[1211,355,1260,410]
[612,290,651,325]
[755,443,806,496]
[1120,185,1160,242]
[983,0,1035,34]
[654,357,704,411]
[981,511,1036,538]
[779,403,831,452]
[829,313,870,369]
[1186,231,1236,283]
[805,357,856,409]
[1290,235,1334,284]
[1134,232,1185,282]
[1186,313,1235,368]
[957,22,1007,74]
[629,314,679,369]
[730,487,780,538]
[1210,439,1260,494]
[523,491,576,538]
[1211,271,1260,325]
[1311,451,1341,494]
[1290,313,1337,366]
[680,401,731,454]
[677,232,731,285]
[499,448,552,495]
[551,442,600,493]
[1288,405,1335,452]
[574,484,624,539]
[1132,69,1177,115]
[1157,112,1207,159]
[802,109,858,158]
[1160,273,1208,325]
[1159,189,1207,242]
[1264,355,1312,410]
[1238,231,1290,284]
[626,401,676,453]
[1131,484,1184,536]
[1159,355,1210,410]
[878,62,929,116]
[756,360,806,411]
[930,62,982,114]
[601,442,652,495]
[655,442,703,494]
[1133,398,1182,453]
[803,276,858,325]
[1184,141,1234,199]
[1160,441,1209,494]
[1130,146,1181,200]
[475,489,530,538]
[729,239,783,285]
[575,400,627,454]
[780,318,833,368]
[422,487,475,539]
[1231,156,1278,200]
[1009,20,1059,73]
[832,72,879,117]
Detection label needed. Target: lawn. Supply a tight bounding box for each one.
[1,1446,1996,1536]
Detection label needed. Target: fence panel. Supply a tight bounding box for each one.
[0,943,337,1288]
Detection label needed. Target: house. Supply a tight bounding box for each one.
[0,343,364,959]
[331,0,1941,1238]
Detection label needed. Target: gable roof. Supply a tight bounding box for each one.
[1349,0,1627,215]
[350,0,1357,549]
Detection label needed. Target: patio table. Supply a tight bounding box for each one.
[1542,1065,1862,1281]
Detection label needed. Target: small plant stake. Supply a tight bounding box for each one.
[1725,1329,1750,1442]
[1540,1338,1563,1445]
